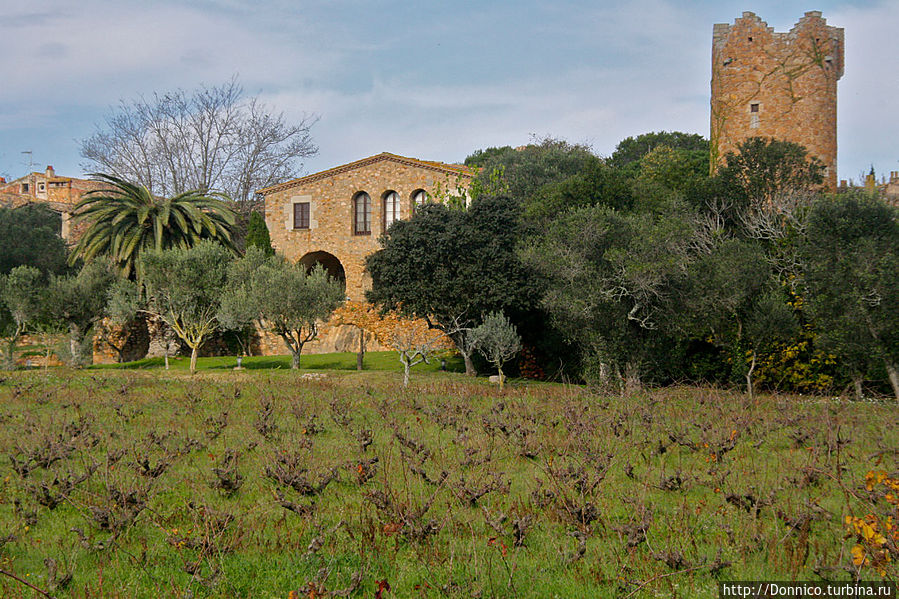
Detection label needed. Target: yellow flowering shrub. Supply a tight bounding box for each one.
[845,471,899,577]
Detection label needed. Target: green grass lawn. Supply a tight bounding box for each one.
[92,350,466,374]
[0,369,896,598]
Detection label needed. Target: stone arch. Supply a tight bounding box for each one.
[299,251,347,293]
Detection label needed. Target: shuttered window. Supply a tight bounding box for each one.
[293,202,310,229]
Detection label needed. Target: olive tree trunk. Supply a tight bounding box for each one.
[189,345,199,374]
[69,324,92,368]
[885,360,899,401]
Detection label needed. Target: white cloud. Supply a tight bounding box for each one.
[0,2,333,109]
[0,0,895,182]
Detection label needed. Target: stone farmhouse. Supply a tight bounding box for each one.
[259,152,473,303]
[0,166,105,243]
[711,11,844,189]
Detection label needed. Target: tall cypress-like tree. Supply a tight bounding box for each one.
[244,211,275,255]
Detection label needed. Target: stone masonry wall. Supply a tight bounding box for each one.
[262,153,472,302]
[711,11,844,189]
[259,153,472,355]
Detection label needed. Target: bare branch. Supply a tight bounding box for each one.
[80,78,318,206]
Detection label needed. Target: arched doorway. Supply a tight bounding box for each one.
[299,251,346,293]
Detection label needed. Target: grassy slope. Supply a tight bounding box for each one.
[0,370,895,598]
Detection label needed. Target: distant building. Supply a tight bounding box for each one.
[883,172,899,205]
[0,166,106,243]
[711,11,844,189]
[858,171,899,206]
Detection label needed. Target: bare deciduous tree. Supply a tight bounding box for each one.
[80,78,318,209]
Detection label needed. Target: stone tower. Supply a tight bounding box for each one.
[710,11,844,188]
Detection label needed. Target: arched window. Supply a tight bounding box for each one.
[383,190,400,230]
[354,192,371,235]
[411,189,429,214]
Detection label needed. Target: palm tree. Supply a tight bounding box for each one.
[69,174,237,278]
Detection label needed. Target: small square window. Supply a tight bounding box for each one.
[21,183,29,193]
[750,103,759,113]
[293,202,310,229]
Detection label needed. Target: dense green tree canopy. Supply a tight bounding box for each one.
[463,146,515,168]
[465,138,598,203]
[0,204,68,276]
[715,137,825,205]
[525,159,634,224]
[680,238,796,396]
[608,131,709,169]
[367,195,539,375]
[522,204,698,386]
[800,192,899,398]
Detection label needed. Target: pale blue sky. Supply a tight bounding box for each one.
[1,1,897,184]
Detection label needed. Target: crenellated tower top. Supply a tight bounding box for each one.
[710,11,844,188]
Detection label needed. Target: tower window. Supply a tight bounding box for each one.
[748,36,753,42]
[750,103,760,129]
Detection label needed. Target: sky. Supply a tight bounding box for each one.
[1,0,897,185]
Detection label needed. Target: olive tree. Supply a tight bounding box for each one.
[45,261,116,367]
[219,250,344,369]
[366,310,449,387]
[0,266,45,369]
[140,241,232,374]
[470,312,521,390]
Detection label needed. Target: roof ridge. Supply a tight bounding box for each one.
[258,152,472,195]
